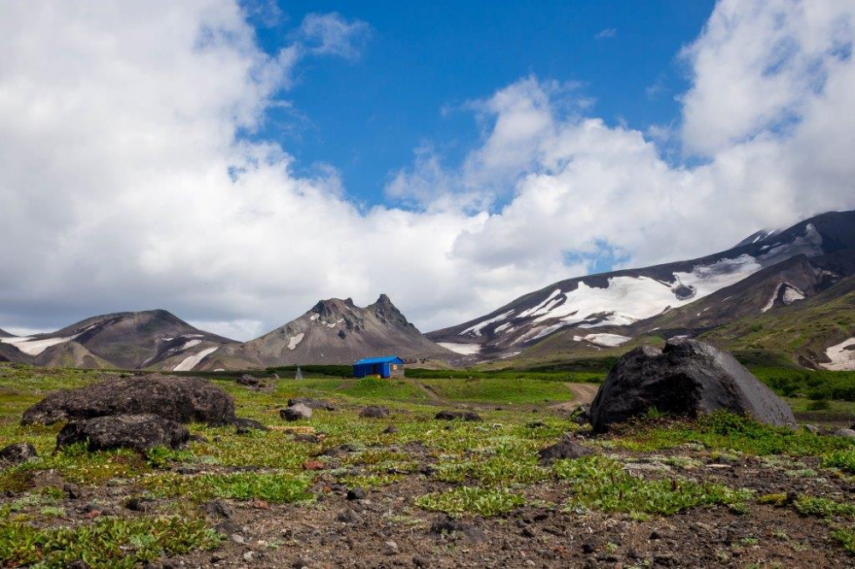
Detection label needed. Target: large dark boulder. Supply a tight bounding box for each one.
[22,375,236,426]
[589,339,797,433]
[56,414,189,452]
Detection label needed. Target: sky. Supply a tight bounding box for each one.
[1,0,854,340]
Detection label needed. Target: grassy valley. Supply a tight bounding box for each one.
[2,363,855,567]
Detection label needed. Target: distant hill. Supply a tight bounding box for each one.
[210,294,454,369]
[0,328,13,338]
[0,310,236,371]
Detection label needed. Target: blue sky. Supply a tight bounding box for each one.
[250,0,715,206]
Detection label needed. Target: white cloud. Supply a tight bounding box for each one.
[0,0,854,342]
[298,12,371,59]
[595,28,617,40]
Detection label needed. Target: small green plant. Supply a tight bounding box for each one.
[831,527,855,554]
[143,472,313,503]
[822,450,855,473]
[415,486,525,517]
[794,496,855,518]
[0,516,221,568]
[554,456,751,516]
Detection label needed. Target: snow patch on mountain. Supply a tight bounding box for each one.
[288,333,305,351]
[180,339,202,351]
[822,338,855,371]
[173,347,219,371]
[0,336,75,356]
[517,289,563,319]
[580,333,632,347]
[437,342,481,355]
[459,310,515,337]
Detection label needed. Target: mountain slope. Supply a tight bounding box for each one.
[699,275,855,369]
[429,210,855,359]
[0,328,13,338]
[0,310,236,370]
[213,295,454,368]
[33,341,115,369]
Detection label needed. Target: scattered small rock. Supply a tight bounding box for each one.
[237,374,260,387]
[383,425,399,434]
[538,439,593,464]
[384,540,399,555]
[281,404,313,421]
[203,500,234,519]
[289,397,336,411]
[569,404,591,425]
[215,520,242,536]
[430,518,484,540]
[337,509,364,524]
[293,433,320,444]
[803,424,820,434]
[125,496,154,512]
[63,482,82,500]
[834,428,855,438]
[320,444,358,457]
[347,487,366,501]
[435,410,482,422]
[233,417,269,434]
[0,442,38,465]
[360,406,390,418]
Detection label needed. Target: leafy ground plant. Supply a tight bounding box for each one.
[142,471,313,503]
[415,486,525,517]
[0,515,221,568]
[555,456,752,516]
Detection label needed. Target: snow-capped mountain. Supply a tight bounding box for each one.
[0,310,236,370]
[427,210,855,358]
[209,294,454,369]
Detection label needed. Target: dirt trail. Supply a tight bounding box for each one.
[411,379,442,402]
[549,382,599,412]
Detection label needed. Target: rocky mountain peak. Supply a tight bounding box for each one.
[370,294,411,328]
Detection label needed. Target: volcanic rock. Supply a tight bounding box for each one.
[288,397,336,411]
[538,439,593,464]
[237,374,260,387]
[56,414,189,452]
[589,339,797,433]
[22,375,235,426]
[0,442,38,465]
[281,404,312,421]
[360,406,390,418]
[435,410,483,422]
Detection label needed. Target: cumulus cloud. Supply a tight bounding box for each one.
[297,12,371,59]
[0,0,854,340]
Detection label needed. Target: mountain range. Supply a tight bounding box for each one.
[2,210,854,371]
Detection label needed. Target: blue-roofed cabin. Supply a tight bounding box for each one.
[353,356,405,379]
